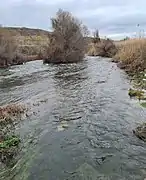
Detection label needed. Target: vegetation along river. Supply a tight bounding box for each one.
[0,57,146,180]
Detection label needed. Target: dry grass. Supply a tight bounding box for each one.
[0,104,26,125]
[0,30,17,66]
[88,43,99,56]
[114,39,146,73]
[0,29,25,67]
[17,35,49,56]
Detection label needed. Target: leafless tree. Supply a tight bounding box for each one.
[93,29,100,43]
[44,9,88,63]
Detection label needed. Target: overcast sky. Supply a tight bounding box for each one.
[0,0,146,39]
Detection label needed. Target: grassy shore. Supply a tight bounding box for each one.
[114,39,146,90]
[0,104,26,167]
[113,38,146,141]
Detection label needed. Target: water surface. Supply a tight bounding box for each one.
[0,57,146,180]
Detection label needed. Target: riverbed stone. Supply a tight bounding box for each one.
[133,123,146,142]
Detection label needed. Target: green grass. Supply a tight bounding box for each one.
[128,88,145,100]
[140,102,146,108]
[0,135,21,166]
[0,136,20,149]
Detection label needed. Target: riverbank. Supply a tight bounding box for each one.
[0,104,27,168]
[113,39,146,100]
[0,55,41,68]
[113,39,146,142]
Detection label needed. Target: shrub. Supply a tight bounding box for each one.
[114,39,146,73]
[43,9,88,64]
[0,29,24,67]
[0,30,16,66]
[88,37,117,57]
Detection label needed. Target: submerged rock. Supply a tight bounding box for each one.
[97,80,106,84]
[133,123,146,142]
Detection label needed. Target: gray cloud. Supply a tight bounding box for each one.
[0,0,146,39]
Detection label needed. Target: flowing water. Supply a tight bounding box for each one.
[0,57,146,180]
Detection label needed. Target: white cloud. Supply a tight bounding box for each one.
[0,0,146,39]
[36,0,74,4]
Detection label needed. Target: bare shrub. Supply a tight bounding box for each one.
[0,29,24,67]
[87,29,117,57]
[114,39,146,73]
[43,9,88,63]
[0,30,16,66]
[97,39,117,57]
[92,29,100,43]
[88,38,117,57]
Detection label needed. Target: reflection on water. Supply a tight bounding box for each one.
[0,58,146,180]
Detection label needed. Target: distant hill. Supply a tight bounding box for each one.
[0,27,51,37]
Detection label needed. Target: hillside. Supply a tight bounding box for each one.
[0,27,51,36]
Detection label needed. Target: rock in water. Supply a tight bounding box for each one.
[133,123,146,142]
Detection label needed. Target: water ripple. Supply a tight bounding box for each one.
[0,58,146,180]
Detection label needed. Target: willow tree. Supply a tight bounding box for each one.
[44,9,88,63]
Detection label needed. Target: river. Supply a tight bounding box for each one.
[0,57,146,180]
